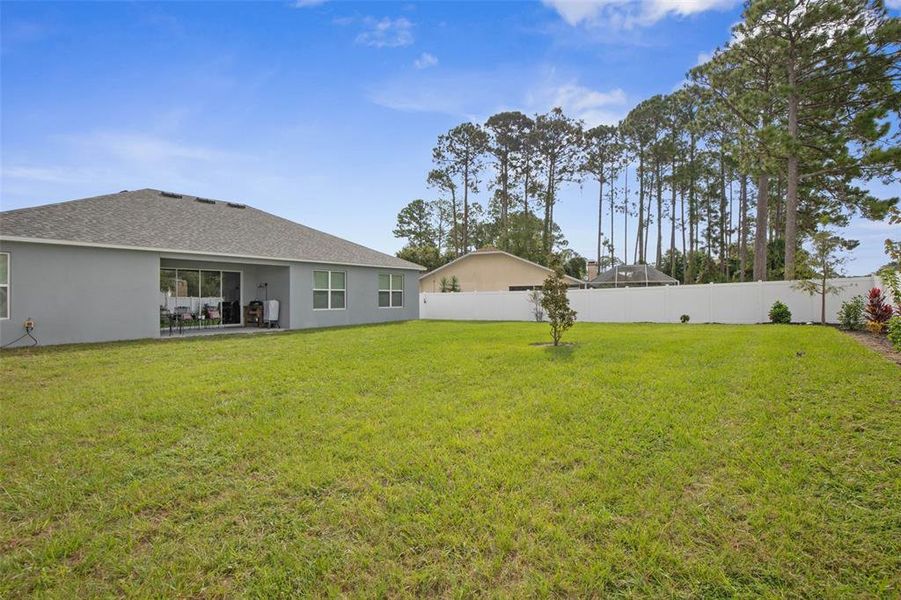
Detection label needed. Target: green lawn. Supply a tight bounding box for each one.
[1,321,899,597]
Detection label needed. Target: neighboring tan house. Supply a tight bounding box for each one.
[0,189,424,346]
[419,247,583,293]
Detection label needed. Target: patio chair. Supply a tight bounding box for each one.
[173,306,194,333]
[204,304,222,328]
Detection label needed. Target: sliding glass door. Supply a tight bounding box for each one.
[159,268,241,326]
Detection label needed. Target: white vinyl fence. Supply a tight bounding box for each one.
[420,276,878,324]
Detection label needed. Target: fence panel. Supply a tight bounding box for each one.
[420,276,877,324]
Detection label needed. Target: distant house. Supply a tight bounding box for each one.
[0,189,424,346]
[589,264,679,288]
[419,247,583,293]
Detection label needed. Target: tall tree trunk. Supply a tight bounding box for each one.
[680,183,687,282]
[636,151,645,264]
[719,151,727,278]
[784,48,800,280]
[670,158,677,278]
[644,168,652,264]
[624,166,629,264]
[656,161,663,268]
[462,161,470,253]
[543,160,555,255]
[685,135,696,284]
[597,175,604,266]
[609,167,616,264]
[753,173,769,281]
[523,168,530,216]
[739,174,748,282]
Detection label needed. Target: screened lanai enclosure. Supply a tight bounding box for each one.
[159,268,242,327]
[589,264,680,288]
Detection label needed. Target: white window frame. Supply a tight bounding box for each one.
[313,270,347,311]
[378,273,404,308]
[0,252,8,320]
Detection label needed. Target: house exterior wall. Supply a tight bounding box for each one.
[0,242,419,347]
[290,263,419,329]
[419,253,562,293]
[0,241,159,347]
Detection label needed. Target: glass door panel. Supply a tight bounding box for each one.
[222,271,241,325]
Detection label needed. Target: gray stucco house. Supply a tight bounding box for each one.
[0,189,423,347]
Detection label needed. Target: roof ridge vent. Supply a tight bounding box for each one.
[226,202,246,209]
[195,197,216,205]
[160,191,183,199]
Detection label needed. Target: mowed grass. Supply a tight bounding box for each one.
[1,321,899,598]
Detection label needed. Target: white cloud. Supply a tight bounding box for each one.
[887,0,901,8]
[528,82,627,126]
[413,52,438,69]
[542,0,738,29]
[368,66,627,126]
[355,17,414,48]
[65,132,239,163]
[293,0,328,7]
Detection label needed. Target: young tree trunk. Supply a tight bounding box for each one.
[753,173,769,281]
[820,272,827,325]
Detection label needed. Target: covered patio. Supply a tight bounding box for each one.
[158,257,291,336]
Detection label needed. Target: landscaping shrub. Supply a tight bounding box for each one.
[865,320,884,334]
[837,296,865,330]
[864,287,892,325]
[769,301,792,324]
[680,314,690,323]
[887,316,901,351]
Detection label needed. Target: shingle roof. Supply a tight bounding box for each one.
[0,188,423,270]
[421,248,584,284]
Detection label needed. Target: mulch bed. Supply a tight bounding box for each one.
[842,329,901,366]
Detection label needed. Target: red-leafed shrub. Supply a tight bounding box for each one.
[864,287,893,325]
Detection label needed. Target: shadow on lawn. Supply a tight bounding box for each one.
[535,342,577,360]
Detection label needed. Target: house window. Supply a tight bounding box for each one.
[378,273,404,308]
[313,270,346,310]
[0,253,8,320]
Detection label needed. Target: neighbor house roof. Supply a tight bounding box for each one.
[0,188,424,270]
[591,264,679,286]
[421,247,583,285]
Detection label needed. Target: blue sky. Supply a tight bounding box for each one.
[2,1,897,274]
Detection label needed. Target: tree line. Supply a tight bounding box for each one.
[394,0,899,283]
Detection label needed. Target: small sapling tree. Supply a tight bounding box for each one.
[540,259,577,346]
[794,228,857,324]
